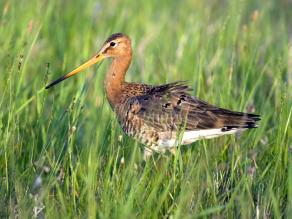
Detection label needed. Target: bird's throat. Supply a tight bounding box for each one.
[104,55,132,107]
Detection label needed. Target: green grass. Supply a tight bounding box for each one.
[0,0,291,218]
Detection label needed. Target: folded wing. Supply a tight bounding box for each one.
[124,81,260,134]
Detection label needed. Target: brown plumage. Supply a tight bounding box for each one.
[46,33,260,158]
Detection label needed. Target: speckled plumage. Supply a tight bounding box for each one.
[114,81,260,150]
[46,33,260,158]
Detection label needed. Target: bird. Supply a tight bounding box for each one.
[46,33,260,159]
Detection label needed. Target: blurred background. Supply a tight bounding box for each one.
[0,0,291,218]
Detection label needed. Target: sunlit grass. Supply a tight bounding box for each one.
[0,0,291,218]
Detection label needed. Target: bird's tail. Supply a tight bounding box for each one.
[217,110,261,132]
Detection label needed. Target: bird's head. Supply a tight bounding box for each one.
[99,33,132,58]
[45,33,131,89]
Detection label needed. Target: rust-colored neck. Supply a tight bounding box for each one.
[104,54,132,108]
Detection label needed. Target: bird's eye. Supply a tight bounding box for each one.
[110,42,116,47]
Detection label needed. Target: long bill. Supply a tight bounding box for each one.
[45,53,105,89]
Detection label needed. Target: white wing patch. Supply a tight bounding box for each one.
[157,128,243,148]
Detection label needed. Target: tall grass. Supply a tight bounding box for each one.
[0,0,291,218]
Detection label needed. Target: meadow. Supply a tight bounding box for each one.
[0,0,291,218]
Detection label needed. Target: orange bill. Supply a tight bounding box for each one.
[45,53,105,89]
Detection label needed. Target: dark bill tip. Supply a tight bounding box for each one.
[45,75,68,89]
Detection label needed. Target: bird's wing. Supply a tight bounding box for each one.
[123,81,260,133]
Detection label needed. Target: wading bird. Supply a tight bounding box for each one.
[46,33,260,159]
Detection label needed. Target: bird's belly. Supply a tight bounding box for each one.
[120,118,160,146]
[120,115,242,149]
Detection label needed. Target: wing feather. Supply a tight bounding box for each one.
[122,81,260,133]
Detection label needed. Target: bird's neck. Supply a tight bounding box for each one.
[104,55,132,107]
